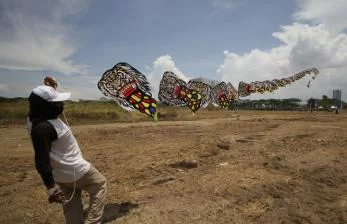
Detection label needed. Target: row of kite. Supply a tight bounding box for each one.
[97,62,319,122]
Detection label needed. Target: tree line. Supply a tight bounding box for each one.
[230,95,345,111]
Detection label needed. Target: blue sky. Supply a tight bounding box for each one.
[1,0,347,101]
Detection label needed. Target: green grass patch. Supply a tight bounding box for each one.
[0,98,233,126]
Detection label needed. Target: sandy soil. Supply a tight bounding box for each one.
[1,110,346,223]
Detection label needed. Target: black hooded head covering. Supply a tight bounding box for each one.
[28,92,64,122]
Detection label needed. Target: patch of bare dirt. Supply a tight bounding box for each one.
[0,111,346,223]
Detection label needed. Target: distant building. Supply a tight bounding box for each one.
[332,90,342,108]
[333,90,341,100]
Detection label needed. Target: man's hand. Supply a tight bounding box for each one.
[48,185,65,204]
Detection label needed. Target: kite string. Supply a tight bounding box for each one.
[62,110,77,205]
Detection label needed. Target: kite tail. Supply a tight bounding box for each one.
[175,85,203,113]
[304,68,319,87]
[238,67,320,97]
[127,89,158,122]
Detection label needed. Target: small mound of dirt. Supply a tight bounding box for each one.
[152,176,176,185]
[169,160,198,169]
[236,139,252,143]
[217,143,230,150]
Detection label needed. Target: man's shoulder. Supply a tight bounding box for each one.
[32,120,54,129]
[31,120,56,137]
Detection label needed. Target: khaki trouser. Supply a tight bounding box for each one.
[58,166,107,224]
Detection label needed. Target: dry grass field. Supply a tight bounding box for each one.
[1,110,346,223]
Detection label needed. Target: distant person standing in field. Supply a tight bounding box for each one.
[27,77,107,224]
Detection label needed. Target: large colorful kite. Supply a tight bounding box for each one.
[98,62,158,121]
[210,82,238,109]
[211,82,230,109]
[187,80,212,108]
[98,62,319,119]
[159,67,319,112]
[158,73,238,112]
[158,72,209,114]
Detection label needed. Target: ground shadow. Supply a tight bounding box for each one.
[101,202,138,223]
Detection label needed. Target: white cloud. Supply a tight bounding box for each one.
[0,0,89,74]
[273,23,347,70]
[147,55,189,99]
[218,23,347,101]
[293,0,347,33]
